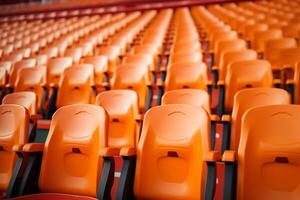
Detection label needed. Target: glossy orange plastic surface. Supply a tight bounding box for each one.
[230,88,290,151]
[237,105,300,200]
[224,60,273,111]
[0,104,29,192]
[96,89,139,149]
[162,89,211,114]
[38,104,107,197]
[134,104,211,200]
[165,62,208,91]
[56,66,94,108]
[2,92,37,116]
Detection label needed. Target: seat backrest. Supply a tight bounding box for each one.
[2,92,37,116]
[231,88,290,151]
[237,105,300,200]
[134,104,210,199]
[253,29,283,52]
[215,39,247,66]
[162,89,210,114]
[169,51,202,66]
[64,47,83,63]
[278,47,300,68]
[264,38,297,67]
[47,57,72,87]
[14,67,46,104]
[0,104,29,192]
[111,65,149,112]
[8,59,37,86]
[96,89,139,148]
[224,59,273,111]
[219,49,257,80]
[56,66,94,108]
[38,104,107,197]
[0,68,6,87]
[165,61,208,91]
[211,30,238,51]
[244,23,268,42]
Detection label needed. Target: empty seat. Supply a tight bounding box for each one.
[82,56,108,84]
[97,46,121,76]
[47,65,95,118]
[8,59,37,87]
[162,89,211,114]
[165,61,208,91]
[2,92,37,116]
[213,39,247,67]
[115,104,218,199]
[222,105,300,200]
[109,65,151,112]
[47,57,72,87]
[168,51,202,66]
[214,49,257,82]
[13,67,46,113]
[220,88,290,153]
[0,104,29,197]
[96,90,139,149]
[64,47,83,63]
[14,104,114,199]
[264,38,297,70]
[252,29,283,53]
[218,60,274,115]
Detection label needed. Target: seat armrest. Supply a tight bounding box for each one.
[286,79,295,85]
[99,147,120,157]
[210,114,220,122]
[23,143,44,152]
[135,114,143,122]
[12,144,24,152]
[204,151,221,162]
[222,150,236,162]
[120,147,136,156]
[156,78,164,88]
[273,79,282,88]
[221,114,231,123]
[217,80,225,86]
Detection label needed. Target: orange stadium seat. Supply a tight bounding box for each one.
[222,105,300,200]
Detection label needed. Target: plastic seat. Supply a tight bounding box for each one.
[123,54,155,73]
[243,23,268,42]
[13,104,114,199]
[210,30,238,52]
[64,47,83,63]
[216,49,257,81]
[2,92,37,116]
[264,38,297,70]
[252,29,283,53]
[55,65,95,109]
[8,59,37,87]
[0,68,6,91]
[115,104,217,199]
[278,47,300,70]
[0,104,29,196]
[110,65,151,112]
[213,39,247,67]
[168,51,202,66]
[162,89,211,114]
[97,46,121,76]
[13,67,46,112]
[96,90,139,149]
[220,88,290,153]
[222,105,300,200]
[165,62,208,92]
[82,56,108,84]
[0,61,12,72]
[282,23,300,38]
[47,57,72,87]
[218,60,274,115]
